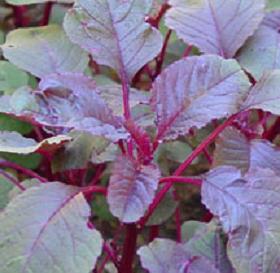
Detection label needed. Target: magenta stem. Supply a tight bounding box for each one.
[0,169,25,191]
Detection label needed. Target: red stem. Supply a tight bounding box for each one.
[0,160,48,183]
[119,224,138,273]
[155,30,172,77]
[183,45,193,57]
[40,2,53,26]
[12,6,28,27]
[0,169,25,191]
[149,225,159,242]
[159,176,202,186]
[139,113,239,227]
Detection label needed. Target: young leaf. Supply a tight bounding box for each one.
[183,220,235,273]
[202,167,280,273]
[214,127,280,175]
[151,55,251,140]
[237,26,280,80]
[165,0,265,58]
[0,131,71,154]
[137,238,219,273]
[242,70,280,115]
[1,25,89,78]
[63,0,163,81]
[38,73,128,141]
[0,182,103,273]
[107,155,160,223]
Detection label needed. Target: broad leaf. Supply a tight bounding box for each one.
[0,114,33,135]
[262,11,280,30]
[242,70,280,115]
[266,0,280,10]
[0,131,71,154]
[214,127,280,175]
[202,167,280,273]
[137,238,219,273]
[0,61,29,94]
[107,155,160,223]
[151,55,251,140]
[0,174,13,210]
[1,25,89,78]
[52,132,117,172]
[165,0,265,58]
[237,26,280,80]
[146,189,178,226]
[0,182,103,273]
[6,0,73,5]
[183,220,235,273]
[63,0,163,81]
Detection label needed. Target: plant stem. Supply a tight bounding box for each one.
[40,2,53,26]
[159,176,202,186]
[139,113,239,227]
[154,30,172,77]
[0,160,48,183]
[12,6,28,27]
[119,224,138,273]
[0,169,25,191]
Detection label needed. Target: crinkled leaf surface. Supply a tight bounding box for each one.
[38,73,127,140]
[183,220,235,273]
[0,61,29,94]
[237,26,280,80]
[202,167,280,273]
[63,0,163,81]
[1,25,89,78]
[262,11,280,30]
[107,155,160,223]
[137,238,219,273]
[214,127,280,175]
[6,0,73,5]
[151,55,251,140]
[0,131,71,154]
[242,70,280,115]
[165,0,265,58]
[0,182,103,273]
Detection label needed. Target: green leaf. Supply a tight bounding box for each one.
[183,220,235,273]
[1,25,89,78]
[267,0,280,10]
[0,153,42,170]
[146,190,178,226]
[0,182,103,273]
[0,61,29,95]
[0,114,32,135]
[0,174,13,210]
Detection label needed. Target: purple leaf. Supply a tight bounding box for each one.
[165,0,265,58]
[151,55,251,140]
[237,26,280,80]
[262,10,280,30]
[0,182,103,273]
[242,70,280,115]
[202,167,280,273]
[107,155,160,223]
[137,238,219,273]
[63,0,163,81]
[214,127,280,175]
